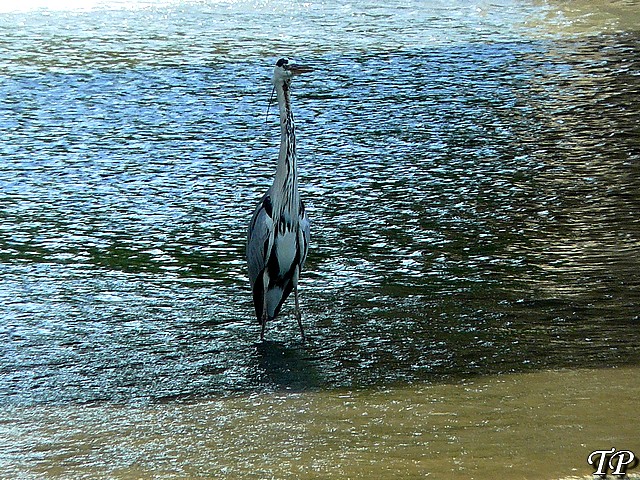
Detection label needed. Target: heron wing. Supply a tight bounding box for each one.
[298,200,310,270]
[247,192,274,287]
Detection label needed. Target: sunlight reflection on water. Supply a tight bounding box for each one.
[0,0,639,405]
[1,1,639,478]
[2,367,639,479]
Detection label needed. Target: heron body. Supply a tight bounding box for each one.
[247,58,311,341]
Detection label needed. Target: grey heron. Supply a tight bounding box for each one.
[246,58,311,341]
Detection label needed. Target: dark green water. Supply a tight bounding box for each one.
[1,1,639,406]
[1,2,640,479]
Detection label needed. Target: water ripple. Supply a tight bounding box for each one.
[0,3,639,404]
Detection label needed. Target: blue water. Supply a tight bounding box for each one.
[1,0,639,405]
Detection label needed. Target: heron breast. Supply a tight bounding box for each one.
[274,229,298,277]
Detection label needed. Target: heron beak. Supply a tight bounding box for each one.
[289,64,313,75]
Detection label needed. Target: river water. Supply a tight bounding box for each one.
[1,0,639,478]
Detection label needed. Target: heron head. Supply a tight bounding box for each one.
[273,58,312,85]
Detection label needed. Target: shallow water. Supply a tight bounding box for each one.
[1,0,639,477]
[2,367,639,479]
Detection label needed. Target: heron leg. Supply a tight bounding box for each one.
[260,312,267,341]
[294,286,305,341]
[260,270,269,341]
[260,297,268,342]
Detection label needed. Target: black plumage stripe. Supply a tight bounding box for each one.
[262,195,273,217]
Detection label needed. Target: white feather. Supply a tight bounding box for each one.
[276,229,297,277]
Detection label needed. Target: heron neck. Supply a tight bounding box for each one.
[272,80,299,217]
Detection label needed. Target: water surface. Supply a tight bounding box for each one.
[0,0,639,477]
[2,367,639,479]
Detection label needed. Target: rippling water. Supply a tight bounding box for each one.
[2,368,639,479]
[1,0,639,477]
[1,0,640,403]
